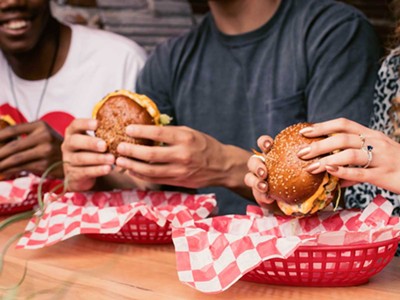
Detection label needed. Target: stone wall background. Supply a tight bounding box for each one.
[339,0,396,48]
[51,0,398,54]
[52,0,197,53]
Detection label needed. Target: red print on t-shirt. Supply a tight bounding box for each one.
[0,103,74,137]
[41,112,74,136]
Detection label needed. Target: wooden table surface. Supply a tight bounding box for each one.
[0,217,398,300]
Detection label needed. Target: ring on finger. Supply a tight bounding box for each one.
[359,134,366,149]
[361,145,373,168]
[251,154,266,163]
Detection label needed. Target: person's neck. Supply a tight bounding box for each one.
[5,18,70,80]
[208,0,281,35]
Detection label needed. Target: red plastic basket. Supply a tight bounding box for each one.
[87,213,172,244]
[241,238,399,286]
[0,180,62,215]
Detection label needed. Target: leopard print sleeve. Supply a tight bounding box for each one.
[345,50,400,255]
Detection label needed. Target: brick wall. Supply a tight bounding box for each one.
[339,0,396,47]
[52,0,195,53]
[52,0,398,53]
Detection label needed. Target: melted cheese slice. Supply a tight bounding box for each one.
[92,90,161,125]
[277,173,331,216]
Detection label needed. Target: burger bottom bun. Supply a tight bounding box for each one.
[276,176,340,217]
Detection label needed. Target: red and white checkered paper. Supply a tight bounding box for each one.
[0,174,40,204]
[172,195,400,293]
[16,189,216,249]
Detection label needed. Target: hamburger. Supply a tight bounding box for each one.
[92,90,171,157]
[263,123,340,217]
[0,115,16,180]
[0,114,15,130]
[0,115,16,147]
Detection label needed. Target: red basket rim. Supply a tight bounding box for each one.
[297,236,399,251]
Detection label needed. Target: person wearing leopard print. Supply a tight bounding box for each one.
[344,50,400,218]
[245,54,400,254]
[292,58,400,253]
[344,50,400,255]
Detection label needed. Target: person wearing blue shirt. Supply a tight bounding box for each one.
[62,0,381,215]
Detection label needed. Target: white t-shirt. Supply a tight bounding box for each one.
[0,24,147,136]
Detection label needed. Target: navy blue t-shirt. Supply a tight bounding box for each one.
[137,0,382,215]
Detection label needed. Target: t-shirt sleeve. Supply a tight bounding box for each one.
[125,47,147,92]
[305,10,382,126]
[136,42,176,123]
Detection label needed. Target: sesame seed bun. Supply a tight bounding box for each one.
[93,90,160,157]
[265,122,339,216]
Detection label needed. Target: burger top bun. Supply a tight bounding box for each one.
[0,119,10,130]
[0,115,16,130]
[93,90,167,157]
[265,122,325,206]
[0,115,16,180]
[0,115,16,146]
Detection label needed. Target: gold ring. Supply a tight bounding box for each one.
[251,154,266,163]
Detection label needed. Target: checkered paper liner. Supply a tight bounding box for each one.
[0,175,62,215]
[172,195,400,293]
[0,174,40,204]
[16,189,216,249]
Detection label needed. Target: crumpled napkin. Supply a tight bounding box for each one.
[172,195,400,293]
[0,174,41,204]
[17,189,216,249]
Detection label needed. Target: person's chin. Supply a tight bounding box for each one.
[0,20,37,54]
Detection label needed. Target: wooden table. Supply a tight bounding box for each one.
[0,218,399,300]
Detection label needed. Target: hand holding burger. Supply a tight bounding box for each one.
[295,118,400,194]
[245,123,340,217]
[63,89,253,200]
[62,90,170,192]
[0,116,64,178]
[92,90,171,157]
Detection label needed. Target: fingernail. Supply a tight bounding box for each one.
[257,168,265,177]
[97,140,106,151]
[306,162,320,173]
[102,165,112,173]
[297,146,311,157]
[257,181,267,191]
[264,141,271,149]
[326,165,339,172]
[299,127,313,135]
[88,119,97,130]
[105,154,115,164]
[118,143,127,152]
[126,125,137,135]
[116,157,129,168]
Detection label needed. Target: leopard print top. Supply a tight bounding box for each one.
[345,49,400,255]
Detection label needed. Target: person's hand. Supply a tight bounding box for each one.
[297,118,400,194]
[244,135,274,205]
[114,124,251,193]
[62,119,115,191]
[0,120,64,178]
